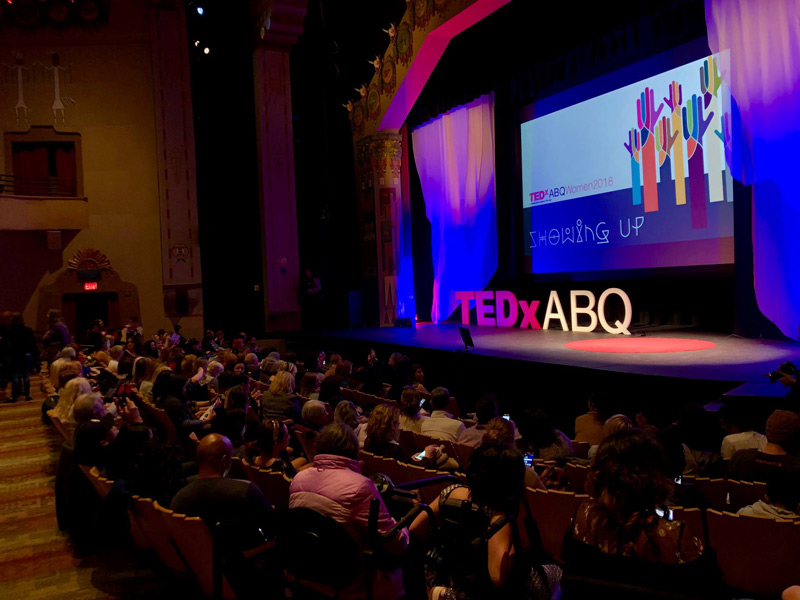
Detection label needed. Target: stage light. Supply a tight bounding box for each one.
[203,47,210,55]
[194,40,199,47]
[196,6,203,15]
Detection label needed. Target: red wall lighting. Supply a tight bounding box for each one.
[84,281,98,291]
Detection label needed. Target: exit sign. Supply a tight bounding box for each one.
[84,282,98,291]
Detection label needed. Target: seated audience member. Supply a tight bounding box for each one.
[335,360,353,386]
[459,393,499,447]
[214,385,248,451]
[73,392,116,467]
[323,353,342,378]
[785,587,800,600]
[163,373,214,441]
[719,402,767,459]
[399,386,428,433]
[562,431,721,597]
[729,410,800,481]
[334,400,361,430]
[364,403,410,463]
[148,366,173,406]
[49,347,77,390]
[260,371,301,423]
[201,360,225,394]
[385,352,412,401]
[318,374,344,406]
[517,408,574,461]
[49,376,92,427]
[302,399,332,432]
[574,394,607,446]
[171,434,271,528]
[298,372,320,399]
[131,357,154,390]
[108,346,124,374]
[421,387,465,442]
[678,403,725,477]
[409,363,429,394]
[289,423,408,600]
[737,471,800,520]
[482,417,544,490]
[410,444,561,598]
[243,353,261,380]
[253,419,305,476]
[587,413,634,461]
[260,351,281,381]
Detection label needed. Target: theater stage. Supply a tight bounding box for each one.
[305,324,799,386]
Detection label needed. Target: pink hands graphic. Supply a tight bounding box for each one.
[636,87,664,213]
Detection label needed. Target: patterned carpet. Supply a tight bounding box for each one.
[0,375,199,600]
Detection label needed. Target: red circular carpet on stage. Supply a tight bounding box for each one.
[565,337,717,354]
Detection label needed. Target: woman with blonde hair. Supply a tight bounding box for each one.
[48,377,93,427]
[364,403,409,463]
[399,386,428,433]
[260,370,300,422]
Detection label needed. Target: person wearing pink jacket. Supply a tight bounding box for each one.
[289,422,409,600]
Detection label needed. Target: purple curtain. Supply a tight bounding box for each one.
[706,0,800,339]
[411,94,497,323]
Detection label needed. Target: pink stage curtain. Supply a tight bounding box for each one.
[706,0,800,339]
[411,93,497,324]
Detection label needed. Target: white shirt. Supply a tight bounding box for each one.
[420,410,465,442]
[721,431,767,460]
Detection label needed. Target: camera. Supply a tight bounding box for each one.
[767,361,797,383]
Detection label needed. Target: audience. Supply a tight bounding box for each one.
[334,400,360,430]
[260,371,300,422]
[719,402,767,459]
[562,430,721,596]
[516,408,573,460]
[574,394,606,446]
[171,434,272,528]
[252,419,304,477]
[48,376,92,427]
[729,409,800,481]
[458,393,499,446]
[587,413,634,461]
[737,471,800,520]
[420,386,465,441]
[301,399,332,431]
[73,392,116,467]
[289,423,408,600]
[399,386,428,433]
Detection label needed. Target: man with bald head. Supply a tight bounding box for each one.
[170,434,271,527]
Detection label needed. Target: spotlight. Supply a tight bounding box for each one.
[193,40,199,47]
[196,6,203,15]
[203,47,210,55]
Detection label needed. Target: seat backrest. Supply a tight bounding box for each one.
[132,496,187,572]
[564,463,591,494]
[291,424,318,462]
[671,506,706,546]
[525,487,588,562]
[277,507,361,591]
[156,501,236,599]
[228,456,248,481]
[78,464,113,498]
[706,509,800,597]
[726,479,766,512]
[397,429,419,456]
[340,387,357,402]
[413,431,441,449]
[442,440,474,469]
[694,477,729,511]
[242,461,292,511]
[142,402,179,445]
[571,441,591,459]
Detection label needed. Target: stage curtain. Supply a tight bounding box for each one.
[411,93,497,324]
[706,0,800,339]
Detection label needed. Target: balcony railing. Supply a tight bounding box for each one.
[0,173,77,197]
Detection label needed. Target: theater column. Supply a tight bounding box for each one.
[150,1,203,332]
[253,39,303,331]
[356,131,415,327]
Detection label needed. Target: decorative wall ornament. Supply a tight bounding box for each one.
[369,55,382,93]
[434,0,449,16]
[381,56,396,96]
[170,244,189,263]
[2,53,31,127]
[37,53,74,127]
[396,22,414,65]
[414,0,431,28]
[67,248,114,273]
[367,83,381,121]
[352,100,365,135]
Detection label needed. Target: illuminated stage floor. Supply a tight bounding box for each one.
[310,324,799,385]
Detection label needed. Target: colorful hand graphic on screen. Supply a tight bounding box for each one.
[715,111,734,203]
[636,87,664,213]
[683,93,714,229]
[624,127,642,206]
[655,115,678,206]
[663,80,686,205]
[701,55,725,203]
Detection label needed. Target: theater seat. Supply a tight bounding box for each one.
[525,487,588,562]
[155,501,236,599]
[79,465,113,498]
[726,479,766,512]
[694,477,728,511]
[706,509,800,597]
[564,463,591,494]
[131,496,188,573]
[241,461,292,511]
